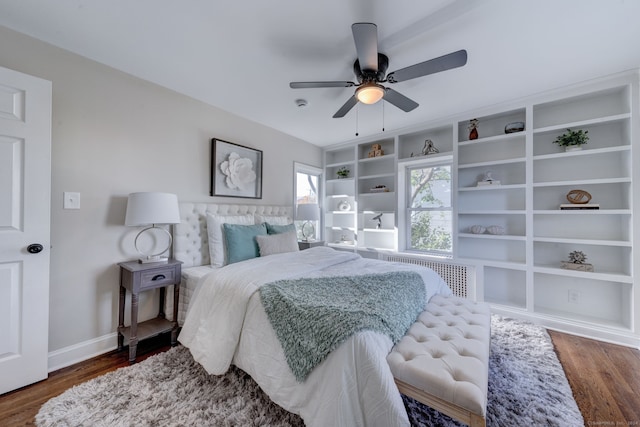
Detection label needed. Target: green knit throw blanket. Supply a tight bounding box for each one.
[259,271,426,382]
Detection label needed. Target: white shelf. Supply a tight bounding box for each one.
[532,145,630,161]
[358,191,395,197]
[458,210,526,215]
[326,160,354,168]
[458,157,526,169]
[359,172,395,180]
[533,209,631,215]
[458,131,524,147]
[533,265,632,283]
[533,236,631,247]
[532,112,631,134]
[459,233,526,241]
[326,177,355,183]
[458,184,526,192]
[532,177,631,187]
[328,226,356,231]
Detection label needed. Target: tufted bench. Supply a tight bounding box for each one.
[388,294,491,427]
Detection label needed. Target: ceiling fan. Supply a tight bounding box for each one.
[290,23,467,118]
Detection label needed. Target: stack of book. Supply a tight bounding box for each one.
[559,203,600,210]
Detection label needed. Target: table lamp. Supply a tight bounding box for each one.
[125,192,180,263]
[296,203,319,242]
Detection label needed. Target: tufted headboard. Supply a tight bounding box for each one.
[172,203,292,268]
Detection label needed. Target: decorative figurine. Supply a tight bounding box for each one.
[568,251,587,264]
[372,213,383,229]
[561,250,594,272]
[566,189,592,204]
[476,171,501,186]
[468,118,479,140]
[421,139,439,155]
[368,143,384,158]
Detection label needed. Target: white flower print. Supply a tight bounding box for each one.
[220,152,256,190]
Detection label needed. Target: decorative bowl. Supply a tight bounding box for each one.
[337,200,351,211]
[504,122,525,134]
[470,225,486,234]
[486,225,505,235]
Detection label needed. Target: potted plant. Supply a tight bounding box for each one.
[553,128,589,152]
[336,166,350,179]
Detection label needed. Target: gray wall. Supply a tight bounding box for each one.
[0,26,322,361]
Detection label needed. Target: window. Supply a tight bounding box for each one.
[294,162,322,241]
[404,159,453,255]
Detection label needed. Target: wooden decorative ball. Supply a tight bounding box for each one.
[566,189,592,204]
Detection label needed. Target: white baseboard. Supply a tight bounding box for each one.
[47,332,118,373]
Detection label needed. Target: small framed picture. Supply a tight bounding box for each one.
[210,138,263,199]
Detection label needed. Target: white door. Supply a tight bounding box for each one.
[0,66,52,394]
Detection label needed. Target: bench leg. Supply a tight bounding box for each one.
[396,379,486,427]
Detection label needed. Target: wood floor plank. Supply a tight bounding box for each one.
[549,330,640,426]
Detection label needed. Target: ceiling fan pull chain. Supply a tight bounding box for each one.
[355,103,359,136]
[382,101,385,132]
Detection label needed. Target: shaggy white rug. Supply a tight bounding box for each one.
[36,316,584,426]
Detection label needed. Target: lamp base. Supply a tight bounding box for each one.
[138,256,169,264]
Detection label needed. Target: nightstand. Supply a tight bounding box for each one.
[117,259,182,362]
[298,240,325,250]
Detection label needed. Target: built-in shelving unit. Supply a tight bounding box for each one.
[324,146,357,248]
[323,70,639,346]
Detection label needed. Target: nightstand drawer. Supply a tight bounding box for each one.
[139,266,177,290]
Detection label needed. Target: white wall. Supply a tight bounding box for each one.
[0,26,322,365]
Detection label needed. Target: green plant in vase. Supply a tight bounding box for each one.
[336,166,350,179]
[553,128,589,151]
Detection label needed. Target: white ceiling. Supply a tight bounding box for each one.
[0,0,638,147]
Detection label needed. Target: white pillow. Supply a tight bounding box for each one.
[256,232,299,257]
[206,212,254,267]
[255,214,292,225]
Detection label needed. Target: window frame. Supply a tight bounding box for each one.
[293,162,323,240]
[398,155,454,256]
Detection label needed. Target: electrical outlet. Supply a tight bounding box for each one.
[568,289,580,304]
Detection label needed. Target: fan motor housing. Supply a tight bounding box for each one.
[354,53,389,83]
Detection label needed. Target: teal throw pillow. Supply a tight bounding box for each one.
[266,222,296,235]
[223,222,268,264]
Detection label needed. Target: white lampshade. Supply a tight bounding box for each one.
[125,192,180,263]
[356,83,385,104]
[125,192,180,226]
[296,203,319,221]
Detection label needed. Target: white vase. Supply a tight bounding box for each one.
[565,146,583,152]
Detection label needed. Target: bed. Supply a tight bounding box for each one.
[171,203,454,427]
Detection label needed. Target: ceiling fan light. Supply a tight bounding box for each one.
[356,84,385,104]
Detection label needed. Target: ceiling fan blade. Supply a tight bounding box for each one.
[333,96,359,118]
[352,23,379,73]
[383,88,419,112]
[290,81,355,89]
[386,49,467,83]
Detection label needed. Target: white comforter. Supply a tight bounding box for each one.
[179,247,451,427]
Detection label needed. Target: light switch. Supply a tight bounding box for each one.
[63,192,81,209]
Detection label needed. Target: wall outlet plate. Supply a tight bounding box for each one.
[63,192,81,209]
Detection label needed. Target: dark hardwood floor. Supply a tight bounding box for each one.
[549,330,640,426]
[1,331,639,426]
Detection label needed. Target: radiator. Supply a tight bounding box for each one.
[382,254,471,298]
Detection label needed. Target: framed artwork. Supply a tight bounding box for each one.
[210,138,263,199]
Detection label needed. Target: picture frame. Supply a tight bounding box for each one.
[210,138,263,199]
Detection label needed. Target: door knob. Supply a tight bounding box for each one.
[27,243,44,254]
